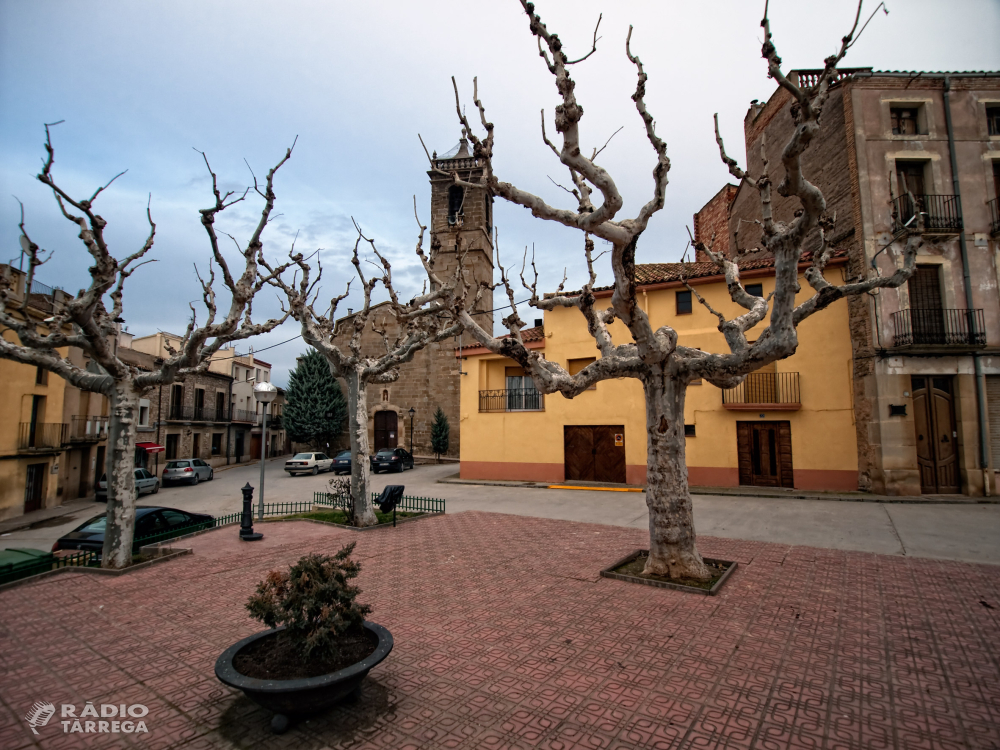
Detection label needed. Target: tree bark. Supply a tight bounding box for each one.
[101,380,141,569]
[641,372,712,580]
[344,368,377,527]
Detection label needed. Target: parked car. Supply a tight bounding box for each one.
[371,448,415,473]
[284,453,334,476]
[96,468,159,501]
[331,450,352,474]
[162,459,214,486]
[52,506,215,554]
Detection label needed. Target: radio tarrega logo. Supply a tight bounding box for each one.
[24,701,150,735]
[23,702,55,734]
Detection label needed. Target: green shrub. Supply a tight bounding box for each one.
[246,542,371,659]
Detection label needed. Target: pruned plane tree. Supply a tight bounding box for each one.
[438,0,923,580]
[260,208,463,527]
[0,124,294,568]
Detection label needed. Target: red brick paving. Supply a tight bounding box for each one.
[0,512,998,750]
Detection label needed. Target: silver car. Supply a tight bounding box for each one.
[96,468,159,501]
[284,453,334,475]
[162,458,214,486]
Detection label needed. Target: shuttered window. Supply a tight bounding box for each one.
[987,376,1000,469]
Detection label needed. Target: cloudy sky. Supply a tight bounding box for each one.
[2,0,997,386]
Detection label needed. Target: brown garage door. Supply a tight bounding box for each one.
[564,426,626,484]
[737,421,793,488]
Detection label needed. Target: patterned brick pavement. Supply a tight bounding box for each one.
[0,512,998,750]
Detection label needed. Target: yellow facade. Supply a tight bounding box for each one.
[460,266,859,491]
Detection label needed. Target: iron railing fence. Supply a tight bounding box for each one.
[314,491,446,515]
[0,549,100,586]
[164,406,233,422]
[17,422,68,451]
[891,194,963,233]
[69,415,109,441]
[891,308,986,347]
[230,409,258,423]
[478,388,545,413]
[989,197,1000,237]
[722,372,801,407]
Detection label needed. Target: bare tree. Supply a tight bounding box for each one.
[0,124,293,568]
[261,209,462,526]
[441,1,920,580]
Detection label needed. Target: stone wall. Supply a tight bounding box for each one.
[693,184,738,260]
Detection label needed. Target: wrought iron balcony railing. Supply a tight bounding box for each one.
[230,408,258,423]
[891,308,986,347]
[68,415,109,441]
[165,406,233,422]
[988,197,1000,237]
[722,372,801,409]
[18,422,68,451]
[891,194,962,234]
[478,388,545,413]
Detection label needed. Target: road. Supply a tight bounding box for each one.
[2,459,998,565]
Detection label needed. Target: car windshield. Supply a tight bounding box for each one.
[165,461,190,469]
[77,514,110,532]
[292,453,313,460]
[336,451,351,458]
[375,450,395,458]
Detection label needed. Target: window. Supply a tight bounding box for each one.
[216,392,226,420]
[212,433,223,455]
[447,185,465,225]
[138,398,150,427]
[256,368,261,382]
[505,366,541,411]
[684,424,696,437]
[676,290,692,315]
[896,161,926,197]
[988,106,1000,136]
[170,384,183,419]
[746,283,764,297]
[35,366,47,385]
[568,357,597,390]
[246,369,251,381]
[891,107,920,135]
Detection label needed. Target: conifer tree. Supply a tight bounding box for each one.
[284,349,347,450]
[430,406,450,461]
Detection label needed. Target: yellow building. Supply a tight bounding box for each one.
[0,265,109,521]
[459,258,860,491]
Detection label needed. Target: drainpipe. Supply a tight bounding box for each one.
[943,76,990,495]
[156,383,163,476]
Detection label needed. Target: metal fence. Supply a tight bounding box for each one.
[313,491,446,514]
[989,197,1000,237]
[722,372,801,406]
[0,549,99,586]
[891,308,986,347]
[478,388,545,413]
[69,415,109,441]
[892,194,963,233]
[17,422,68,451]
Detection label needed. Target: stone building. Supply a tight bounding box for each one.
[329,137,495,458]
[704,68,1000,496]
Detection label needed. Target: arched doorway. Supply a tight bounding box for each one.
[374,411,398,451]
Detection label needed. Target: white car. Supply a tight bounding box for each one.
[284,453,334,476]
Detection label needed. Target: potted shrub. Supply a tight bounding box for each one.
[214,542,392,733]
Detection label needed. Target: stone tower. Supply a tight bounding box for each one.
[427,137,494,336]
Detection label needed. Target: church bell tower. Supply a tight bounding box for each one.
[428,136,494,335]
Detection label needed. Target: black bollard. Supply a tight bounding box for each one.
[239,482,263,541]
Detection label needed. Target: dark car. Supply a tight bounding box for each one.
[370,448,414,473]
[332,450,352,475]
[52,506,214,555]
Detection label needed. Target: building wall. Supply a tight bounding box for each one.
[693,184,738,261]
[460,267,859,489]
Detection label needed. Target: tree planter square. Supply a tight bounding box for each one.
[600,550,737,596]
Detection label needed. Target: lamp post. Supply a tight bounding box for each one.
[408,407,415,454]
[253,382,278,521]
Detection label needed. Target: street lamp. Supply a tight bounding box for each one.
[408,407,415,454]
[253,382,278,521]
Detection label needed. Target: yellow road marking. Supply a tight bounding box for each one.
[546,485,644,492]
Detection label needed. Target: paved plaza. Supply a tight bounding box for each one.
[1,511,999,749]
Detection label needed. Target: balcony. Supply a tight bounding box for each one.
[230,408,258,423]
[891,194,962,235]
[68,416,109,442]
[722,373,801,410]
[18,422,68,452]
[165,406,232,423]
[891,308,986,348]
[989,197,1000,237]
[479,389,545,413]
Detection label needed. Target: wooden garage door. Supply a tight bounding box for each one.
[737,421,793,488]
[564,426,625,484]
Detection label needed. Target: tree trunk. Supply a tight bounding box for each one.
[102,380,141,569]
[345,369,377,527]
[641,373,712,581]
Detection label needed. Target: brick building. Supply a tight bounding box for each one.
[329,137,495,458]
[699,68,1000,496]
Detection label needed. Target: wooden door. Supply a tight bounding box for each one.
[737,421,794,488]
[564,426,594,481]
[24,463,45,513]
[563,426,626,484]
[76,447,91,499]
[912,376,960,493]
[374,411,398,451]
[250,433,262,460]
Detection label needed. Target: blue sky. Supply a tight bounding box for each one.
[2,0,997,386]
